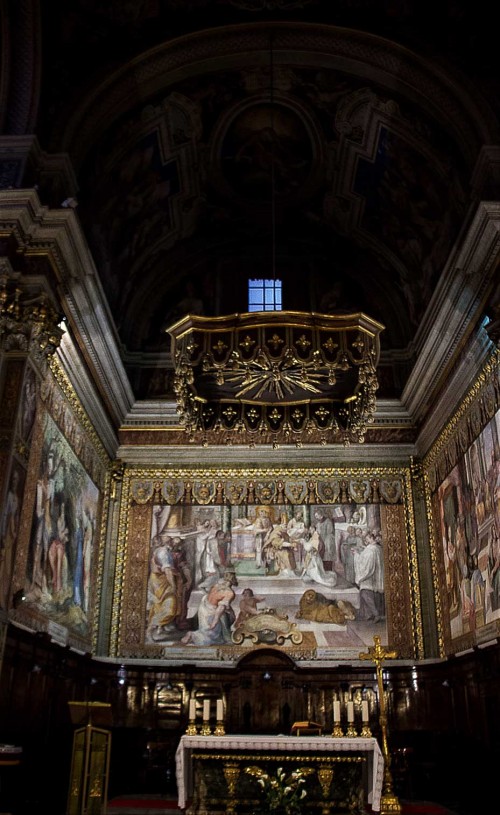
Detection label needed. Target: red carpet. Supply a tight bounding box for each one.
[373,804,457,815]
[108,798,457,814]
[108,797,179,810]
[400,805,455,814]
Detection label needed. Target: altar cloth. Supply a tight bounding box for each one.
[175,734,384,811]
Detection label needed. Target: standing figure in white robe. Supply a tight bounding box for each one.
[300,527,337,587]
[353,533,384,621]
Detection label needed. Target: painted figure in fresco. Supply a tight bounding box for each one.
[469,553,486,629]
[488,527,500,613]
[287,509,306,565]
[194,518,219,585]
[441,481,462,617]
[469,443,486,527]
[494,454,500,523]
[73,506,84,608]
[485,447,500,526]
[181,570,238,646]
[0,468,21,609]
[234,587,266,627]
[461,482,478,558]
[48,499,69,597]
[353,532,384,622]
[287,508,306,540]
[21,373,37,441]
[30,449,57,598]
[262,516,297,577]
[459,568,474,632]
[340,525,363,585]
[199,524,223,588]
[147,536,178,641]
[300,526,337,587]
[171,536,193,630]
[252,508,273,568]
[214,529,231,569]
[444,526,461,617]
[82,506,94,614]
[313,509,336,570]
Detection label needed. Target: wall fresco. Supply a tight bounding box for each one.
[433,409,500,648]
[0,461,26,611]
[117,472,416,662]
[19,412,101,639]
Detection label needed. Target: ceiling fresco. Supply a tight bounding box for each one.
[13,2,499,402]
[74,61,467,369]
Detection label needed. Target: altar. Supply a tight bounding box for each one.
[175,734,384,813]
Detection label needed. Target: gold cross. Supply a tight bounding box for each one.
[359,636,402,815]
[359,635,398,667]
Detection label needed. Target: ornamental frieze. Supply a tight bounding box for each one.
[127,473,404,505]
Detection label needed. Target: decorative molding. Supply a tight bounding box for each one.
[422,349,500,488]
[0,188,134,431]
[402,203,500,427]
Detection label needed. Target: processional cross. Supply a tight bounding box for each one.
[359,636,402,815]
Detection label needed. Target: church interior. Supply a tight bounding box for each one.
[0,2,499,814]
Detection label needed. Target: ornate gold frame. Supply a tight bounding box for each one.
[111,464,421,662]
[423,349,500,657]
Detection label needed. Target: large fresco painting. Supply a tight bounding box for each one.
[0,461,26,611]
[118,472,416,662]
[432,407,500,648]
[21,413,100,636]
[145,502,384,648]
[0,364,37,612]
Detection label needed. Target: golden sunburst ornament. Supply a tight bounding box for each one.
[168,311,384,445]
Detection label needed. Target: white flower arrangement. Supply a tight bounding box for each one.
[245,764,313,814]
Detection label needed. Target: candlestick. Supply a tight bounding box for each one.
[346,701,357,736]
[360,699,371,736]
[186,698,198,735]
[214,697,226,736]
[201,698,211,734]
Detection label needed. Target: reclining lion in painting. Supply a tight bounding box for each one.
[296,589,356,624]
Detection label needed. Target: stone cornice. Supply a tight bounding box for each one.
[402,200,500,429]
[0,188,134,430]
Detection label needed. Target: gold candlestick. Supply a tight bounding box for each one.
[214,719,225,736]
[185,719,198,735]
[346,724,358,737]
[361,724,372,737]
[200,722,212,736]
[360,635,401,815]
[332,722,344,737]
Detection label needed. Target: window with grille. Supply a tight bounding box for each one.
[248,279,282,312]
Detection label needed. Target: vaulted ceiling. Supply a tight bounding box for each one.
[2,1,500,441]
